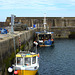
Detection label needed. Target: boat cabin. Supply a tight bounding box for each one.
[36,32,54,41]
[39,34,51,40]
[16,51,39,67]
[35,32,54,47]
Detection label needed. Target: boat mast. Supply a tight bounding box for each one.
[44,13,46,32]
[34,41,38,54]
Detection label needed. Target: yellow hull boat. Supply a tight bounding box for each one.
[8,51,39,75]
[18,70,38,75]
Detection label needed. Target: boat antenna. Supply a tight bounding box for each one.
[44,13,46,32]
[33,41,38,54]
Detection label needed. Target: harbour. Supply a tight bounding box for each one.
[1,38,75,75]
[38,39,75,75]
[0,15,75,75]
[0,0,75,74]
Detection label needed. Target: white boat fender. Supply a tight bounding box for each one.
[34,41,38,45]
[8,67,13,72]
[8,65,14,72]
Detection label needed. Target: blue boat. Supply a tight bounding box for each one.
[35,13,54,47]
[35,31,54,47]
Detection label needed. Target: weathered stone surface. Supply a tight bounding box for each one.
[6,17,75,27]
[0,28,36,61]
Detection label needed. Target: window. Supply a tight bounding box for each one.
[32,57,36,64]
[48,34,51,39]
[44,34,51,40]
[17,57,23,65]
[24,57,31,66]
[39,35,44,40]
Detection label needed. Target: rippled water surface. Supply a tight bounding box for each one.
[38,39,75,75]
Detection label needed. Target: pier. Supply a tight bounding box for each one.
[5,17,75,38]
[0,28,37,75]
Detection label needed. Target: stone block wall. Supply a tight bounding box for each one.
[0,28,36,75]
[6,17,75,27]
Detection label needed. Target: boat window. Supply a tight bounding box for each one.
[24,57,31,66]
[17,57,23,65]
[32,57,36,64]
[45,34,51,40]
[48,34,51,39]
[39,35,44,40]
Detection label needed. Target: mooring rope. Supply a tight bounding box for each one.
[19,35,21,51]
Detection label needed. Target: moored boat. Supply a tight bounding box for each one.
[35,31,54,47]
[8,51,39,75]
[35,13,54,47]
[8,25,39,75]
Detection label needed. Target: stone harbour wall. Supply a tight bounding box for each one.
[0,28,37,75]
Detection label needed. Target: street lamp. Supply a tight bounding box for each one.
[11,14,16,33]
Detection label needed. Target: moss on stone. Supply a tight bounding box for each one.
[21,44,25,51]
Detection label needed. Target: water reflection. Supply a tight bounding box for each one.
[38,39,75,75]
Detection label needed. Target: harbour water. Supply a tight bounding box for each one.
[38,39,75,75]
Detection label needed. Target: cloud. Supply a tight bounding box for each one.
[0,0,64,10]
[0,0,75,22]
[0,0,75,11]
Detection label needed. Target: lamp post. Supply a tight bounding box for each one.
[10,14,16,63]
[11,14,16,34]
